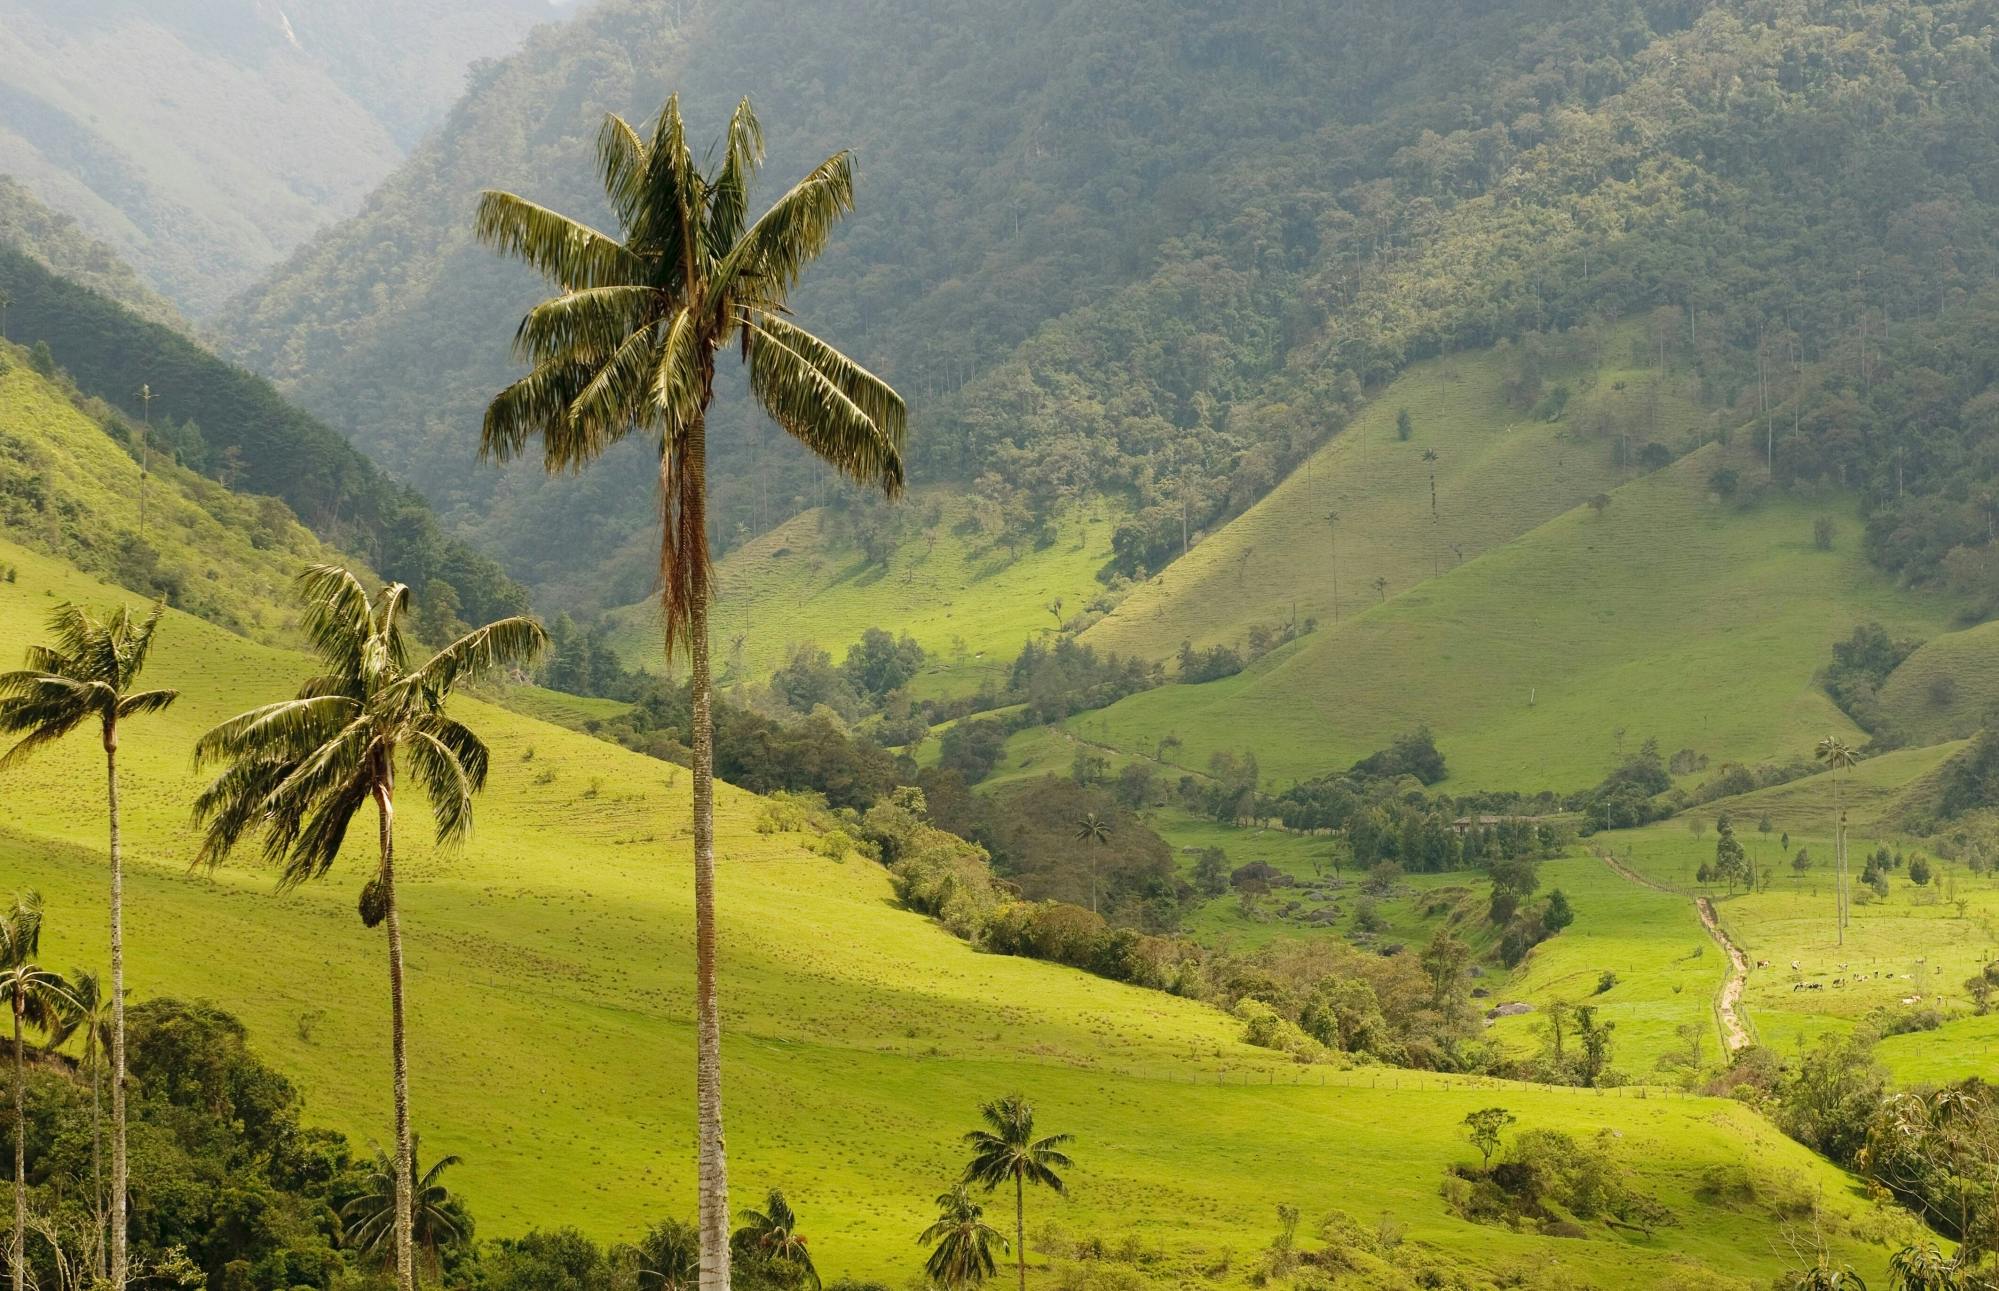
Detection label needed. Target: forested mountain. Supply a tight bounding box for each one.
[0,244,527,625]
[0,176,185,331]
[221,0,1999,619]
[0,0,563,313]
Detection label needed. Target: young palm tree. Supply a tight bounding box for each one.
[341,1136,465,1283]
[0,601,176,1291]
[1815,736,1858,944]
[919,1184,1008,1289]
[193,566,544,1291]
[474,94,906,1290]
[2,891,72,1291]
[962,1095,1072,1291]
[730,1190,817,1291]
[48,969,113,1279]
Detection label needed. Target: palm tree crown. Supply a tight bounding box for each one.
[474,93,906,654]
[0,601,178,765]
[919,1184,1008,1289]
[731,1190,818,1290]
[191,565,546,885]
[963,1095,1073,1197]
[342,1136,465,1280]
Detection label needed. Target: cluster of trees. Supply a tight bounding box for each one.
[1444,1111,1671,1236]
[1821,623,1923,738]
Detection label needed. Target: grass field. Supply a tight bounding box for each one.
[1084,343,1701,662]
[608,490,1118,699]
[1070,440,1951,792]
[1598,813,1999,1086]
[1878,619,1999,746]
[0,533,1927,1288]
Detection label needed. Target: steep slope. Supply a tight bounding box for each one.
[0,534,1917,1287]
[0,344,353,637]
[1878,621,1999,747]
[0,246,525,626]
[0,176,183,330]
[0,0,561,312]
[1071,442,1954,792]
[219,0,1999,617]
[1084,338,1704,662]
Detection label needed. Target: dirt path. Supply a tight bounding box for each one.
[1593,848,1752,1053]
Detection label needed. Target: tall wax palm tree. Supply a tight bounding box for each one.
[193,566,544,1291]
[1816,736,1858,945]
[474,94,906,1291]
[0,602,177,1291]
[2,891,72,1291]
[341,1136,465,1284]
[48,969,112,1279]
[919,1184,1008,1289]
[1074,812,1110,916]
[1324,511,1340,622]
[731,1190,818,1291]
[962,1095,1072,1291]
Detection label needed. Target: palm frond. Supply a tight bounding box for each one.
[513,285,659,367]
[596,112,652,230]
[564,320,670,461]
[405,728,476,847]
[193,694,360,768]
[473,191,642,290]
[296,565,374,675]
[116,687,180,719]
[746,319,904,496]
[407,616,549,699]
[706,97,765,255]
[711,151,855,311]
[481,361,598,466]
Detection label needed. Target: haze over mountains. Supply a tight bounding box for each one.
[0,0,567,312]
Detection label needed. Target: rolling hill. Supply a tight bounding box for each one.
[1069,441,1955,792]
[0,532,1921,1288]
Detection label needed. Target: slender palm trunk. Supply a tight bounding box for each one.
[105,732,129,1291]
[375,781,416,1291]
[12,1000,24,1291]
[1013,1174,1026,1291]
[686,416,732,1291]
[89,1038,103,1279]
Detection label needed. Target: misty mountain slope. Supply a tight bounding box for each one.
[0,0,561,313]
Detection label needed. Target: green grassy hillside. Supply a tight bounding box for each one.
[610,493,1118,698]
[0,533,1920,1288]
[1878,621,1999,746]
[1084,344,1700,662]
[1688,744,1970,840]
[1072,443,1951,792]
[0,347,356,639]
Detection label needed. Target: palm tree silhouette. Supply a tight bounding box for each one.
[731,1190,818,1291]
[962,1095,1073,1291]
[2,890,73,1291]
[920,1184,1009,1288]
[341,1136,465,1284]
[193,565,543,1291]
[1074,811,1111,915]
[0,600,177,1291]
[475,97,905,1289]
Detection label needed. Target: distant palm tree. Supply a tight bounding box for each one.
[1371,575,1389,603]
[2,891,72,1291]
[0,600,176,1291]
[49,969,113,1279]
[1421,449,1441,575]
[341,1137,464,1284]
[1074,812,1111,915]
[1324,511,1340,622]
[193,566,543,1291]
[1815,736,1858,945]
[634,1219,700,1291]
[731,1190,818,1290]
[919,1184,1008,1289]
[0,287,11,341]
[475,95,905,1290]
[962,1095,1073,1291]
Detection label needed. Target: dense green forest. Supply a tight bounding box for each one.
[0,246,526,626]
[223,0,1999,621]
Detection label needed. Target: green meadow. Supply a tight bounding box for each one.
[609,491,1117,699]
[1071,441,1950,792]
[0,533,1925,1288]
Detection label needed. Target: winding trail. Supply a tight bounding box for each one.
[1592,847,1752,1053]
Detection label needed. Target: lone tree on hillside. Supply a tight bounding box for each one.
[0,600,177,1291]
[1816,735,1859,945]
[475,96,906,1291]
[1075,811,1111,915]
[1588,493,1612,519]
[1462,1107,1515,1168]
[962,1094,1072,1291]
[1371,575,1389,603]
[1324,510,1341,621]
[193,566,544,1291]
